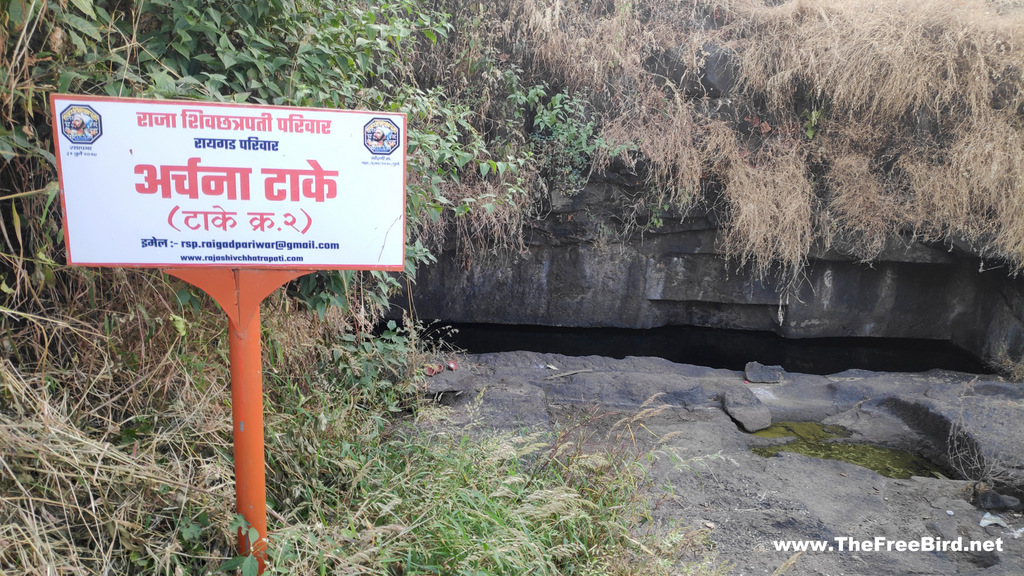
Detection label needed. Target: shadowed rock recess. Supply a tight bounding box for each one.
[402,0,1024,373]
[409,188,1024,369]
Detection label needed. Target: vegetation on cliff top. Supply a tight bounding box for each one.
[433,0,1024,280]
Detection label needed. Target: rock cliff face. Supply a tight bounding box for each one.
[407,181,1024,370]
[405,6,1024,373]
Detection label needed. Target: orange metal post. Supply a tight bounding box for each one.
[164,268,305,573]
[228,304,267,560]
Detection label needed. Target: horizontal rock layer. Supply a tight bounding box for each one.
[405,183,1024,369]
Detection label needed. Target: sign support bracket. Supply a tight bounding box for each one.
[164,267,305,573]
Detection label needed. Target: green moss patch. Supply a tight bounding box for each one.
[751,421,948,479]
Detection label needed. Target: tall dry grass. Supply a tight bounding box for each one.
[722,142,816,278]
[463,0,1024,278]
[0,261,240,573]
[0,254,414,573]
[0,358,236,573]
[0,177,396,572]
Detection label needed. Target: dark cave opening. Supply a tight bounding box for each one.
[427,323,993,375]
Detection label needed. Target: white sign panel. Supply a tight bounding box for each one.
[50,95,406,270]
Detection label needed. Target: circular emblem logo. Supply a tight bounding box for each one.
[363,117,400,156]
[60,104,103,145]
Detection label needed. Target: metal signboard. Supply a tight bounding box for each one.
[51,95,406,270]
[50,94,410,573]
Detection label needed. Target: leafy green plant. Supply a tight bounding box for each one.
[802,108,824,140]
[503,83,611,197]
[217,515,263,576]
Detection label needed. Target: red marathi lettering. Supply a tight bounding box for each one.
[261,160,338,202]
[134,158,252,200]
[182,109,272,132]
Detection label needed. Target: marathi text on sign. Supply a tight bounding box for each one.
[52,94,406,269]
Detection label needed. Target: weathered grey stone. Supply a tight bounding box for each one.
[926,518,961,542]
[977,489,1023,512]
[646,255,783,304]
[722,387,773,432]
[401,179,1024,371]
[642,43,737,98]
[419,352,1024,575]
[745,361,784,383]
[642,46,704,96]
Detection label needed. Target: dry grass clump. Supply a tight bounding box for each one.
[461,0,1024,281]
[0,259,242,574]
[599,91,738,211]
[0,361,235,574]
[722,143,816,278]
[511,0,648,91]
[822,152,906,260]
[416,173,530,267]
[737,0,1024,125]
[902,114,1024,261]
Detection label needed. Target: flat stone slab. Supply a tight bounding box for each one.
[745,360,785,383]
[722,387,772,431]
[418,351,1024,576]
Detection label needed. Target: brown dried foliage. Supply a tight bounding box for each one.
[0,178,371,572]
[822,152,906,260]
[0,254,238,573]
[473,0,1024,278]
[722,143,816,278]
